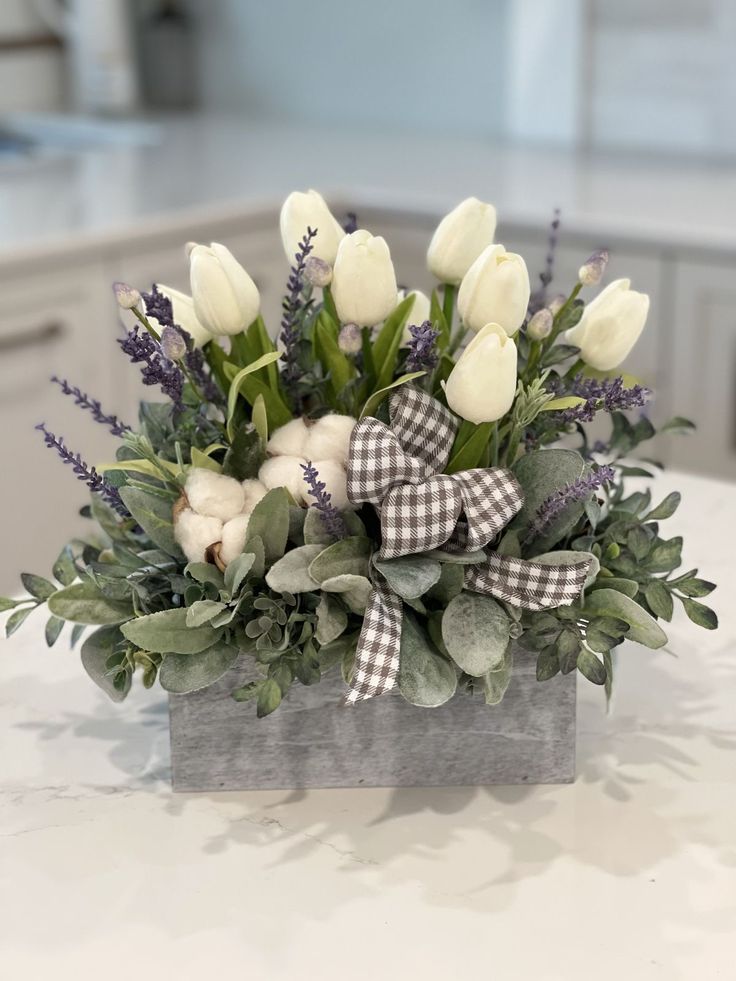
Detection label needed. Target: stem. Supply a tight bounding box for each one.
[132,307,160,341]
[546,282,583,348]
[448,322,469,356]
[490,421,500,467]
[566,357,585,377]
[442,282,456,331]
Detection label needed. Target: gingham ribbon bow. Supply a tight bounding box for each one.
[344,386,591,704]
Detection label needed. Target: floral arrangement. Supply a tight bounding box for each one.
[1,191,718,717]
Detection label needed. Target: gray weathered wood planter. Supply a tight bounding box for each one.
[168,646,575,791]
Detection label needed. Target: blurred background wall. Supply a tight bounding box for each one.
[0,0,734,591]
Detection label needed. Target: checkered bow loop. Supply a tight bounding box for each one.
[344,386,591,704]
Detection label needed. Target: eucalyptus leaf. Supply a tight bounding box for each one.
[245,488,290,565]
[159,641,239,694]
[48,581,133,625]
[45,615,65,647]
[20,573,56,601]
[5,605,34,637]
[441,592,510,676]
[121,608,222,654]
[424,563,465,605]
[680,597,718,630]
[644,581,674,621]
[257,678,282,717]
[80,626,130,702]
[308,536,372,583]
[582,588,667,648]
[265,545,324,593]
[577,647,607,685]
[482,644,513,705]
[374,555,441,600]
[52,546,78,586]
[398,613,457,707]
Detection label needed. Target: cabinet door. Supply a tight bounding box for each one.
[0,262,117,594]
[667,260,736,479]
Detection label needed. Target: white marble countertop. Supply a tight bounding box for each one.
[1,114,736,268]
[1,469,734,980]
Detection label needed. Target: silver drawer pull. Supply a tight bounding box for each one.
[0,321,65,353]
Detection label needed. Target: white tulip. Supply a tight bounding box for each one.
[427,197,497,285]
[258,456,309,504]
[331,230,398,327]
[304,414,357,466]
[565,278,650,371]
[154,284,212,349]
[185,469,245,522]
[174,509,223,564]
[189,242,260,337]
[280,190,345,266]
[443,324,517,424]
[266,418,310,458]
[458,244,530,337]
[397,289,432,345]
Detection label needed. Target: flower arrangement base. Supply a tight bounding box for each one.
[168,647,576,792]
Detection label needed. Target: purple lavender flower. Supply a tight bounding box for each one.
[35,423,128,517]
[280,227,318,389]
[526,464,615,542]
[300,460,346,540]
[342,212,358,234]
[405,320,440,372]
[556,374,651,425]
[118,326,185,409]
[528,208,561,314]
[51,377,131,437]
[141,284,174,329]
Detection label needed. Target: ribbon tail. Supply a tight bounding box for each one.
[344,582,403,705]
[465,552,591,611]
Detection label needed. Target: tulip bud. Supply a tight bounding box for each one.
[154,284,213,349]
[397,289,431,345]
[189,242,260,337]
[113,282,141,310]
[304,255,333,288]
[565,278,649,371]
[527,308,553,341]
[331,230,398,327]
[548,293,566,316]
[160,325,187,362]
[458,244,530,336]
[280,189,346,265]
[338,323,362,354]
[443,324,517,424]
[427,197,497,285]
[578,249,609,286]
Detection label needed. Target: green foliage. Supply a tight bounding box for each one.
[441,593,510,676]
[374,555,442,600]
[222,424,263,480]
[245,488,290,565]
[512,448,589,552]
[159,641,240,694]
[398,612,457,707]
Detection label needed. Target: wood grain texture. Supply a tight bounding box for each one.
[168,646,576,792]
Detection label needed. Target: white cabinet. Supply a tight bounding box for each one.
[667,259,736,479]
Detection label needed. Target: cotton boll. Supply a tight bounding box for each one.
[185,468,245,521]
[258,456,309,504]
[304,414,357,467]
[241,478,268,513]
[174,509,223,564]
[266,417,309,458]
[312,459,351,511]
[220,514,251,565]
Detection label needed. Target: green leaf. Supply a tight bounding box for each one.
[5,605,35,637]
[482,644,514,705]
[512,448,589,552]
[577,647,606,685]
[445,422,493,474]
[371,294,415,390]
[265,545,324,593]
[231,373,293,431]
[661,416,695,434]
[52,546,78,586]
[644,536,682,574]
[430,288,450,351]
[536,646,560,681]
[398,612,457,707]
[45,615,65,647]
[224,551,256,595]
[582,588,667,648]
[0,596,19,612]
[539,396,588,412]
[317,631,359,673]
[159,641,239,694]
[315,594,348,645]
[680,597,718,630]
[252,393,268,446]
[80,626,130,702]
[185,562,225,590]
[303,507,365,545]
[556,629,581,673]
[373,555,442,600]
[589,576,638,598]
[441,592,510,676]
[627,526,652,561]
[190,447,222,473]
[676,577,716,598]
[245,536,266,579]
[118,486,183,559]
[121,608,222,654]
[185,599,227,627]
[308,536,372,582]
[20,573,57,601]
[360,371,426,420]
[314,311,356,399]
[245,487,290,566]
[533,550,599,588]
[48,581,133,625]
[319,574,372,614]
[222,424,263,480]
[257,678,282,717]
[424,563,465,605]
[226,351,283,440]
[644,581,674,621]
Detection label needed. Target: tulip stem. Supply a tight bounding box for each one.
[442,283,456,331]
[566,357,586,378]
[546,282,583,348]
[133,307,160,341]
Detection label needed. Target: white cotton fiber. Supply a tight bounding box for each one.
[266,417,309,457]
[241,478,268,513]
[312,459,351,511]
[174,509,223,564]
[185,468,245,522]
[220,514,251,565]
[304,414,357,466]
[258,455,309,504]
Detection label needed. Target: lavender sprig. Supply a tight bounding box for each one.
[405,320,440,372]
[300,461,346,540]
[557,374,651,424]
[35,424,128,517]
[118,327,185,409]
[141,284,174,328]
[342,212,358,234]
[51,377,131,437]
[526,465,615,542]
[529,208,561,314]
[280,227,318,388]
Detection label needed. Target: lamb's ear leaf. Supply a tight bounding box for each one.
[265,545,325,594]
[398,613,457,708]
[121,608,223,654]
[245,488,290,566]
[80,626,131,702]
[315,594,348,645]
[441,592,510,676]
[48,581,134,625]
[118,486,184,559]
[159,641,239,694]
